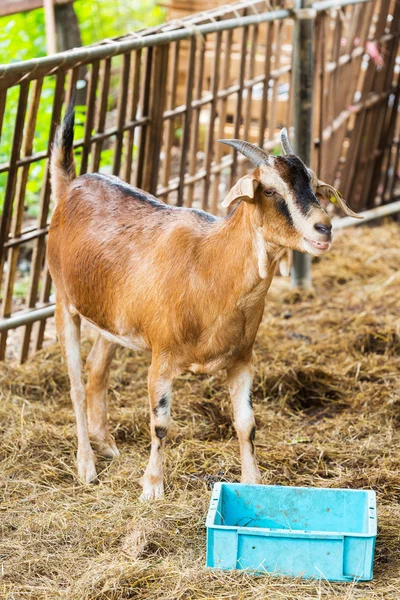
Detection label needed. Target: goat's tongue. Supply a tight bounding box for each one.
[305,237,329,250]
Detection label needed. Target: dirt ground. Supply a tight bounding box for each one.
[1,221,400,600]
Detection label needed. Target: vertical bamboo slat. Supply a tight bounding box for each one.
[229,23,249,187]
[161,41,180,193]
[0,90,7,146]
[187,39,206,208]
[177,37,197,207]
[268,21,283,144]
[240,24,258,177]
[212,29,233,212]
[143,45,169,195]
[202,31,222,210]
[91,58,111,173]
[135,47,153,190]
[123,50,142,184]
[112,54,131,177]
[80,60,100,174]
[258,22,274,149]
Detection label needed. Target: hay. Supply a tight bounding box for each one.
[1,221,400,600]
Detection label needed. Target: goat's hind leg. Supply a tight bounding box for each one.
[140,359,173,501]
[55,301,97,483]
[86,334,119,458]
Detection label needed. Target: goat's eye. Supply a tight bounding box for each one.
[263,188,275,196]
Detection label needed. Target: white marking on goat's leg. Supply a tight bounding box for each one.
[139,361,173,501]
[55,301,97,483]
[86,335,119,458]
[227,360,261,484]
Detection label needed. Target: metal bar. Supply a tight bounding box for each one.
[312,0,370,10]
[0,305,55,332]
[291,0,314,289]
[333,200,400,230]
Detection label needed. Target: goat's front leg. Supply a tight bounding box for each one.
[227,359,261,484]
[55,301,97,484]
[139,359,173,501]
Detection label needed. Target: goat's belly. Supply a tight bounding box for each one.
[80,316,149,351]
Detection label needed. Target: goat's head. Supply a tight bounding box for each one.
[218,129,361,256]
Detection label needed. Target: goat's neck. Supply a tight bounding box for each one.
[201,201,286,303]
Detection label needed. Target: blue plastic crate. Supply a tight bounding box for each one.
[206,483,377,581]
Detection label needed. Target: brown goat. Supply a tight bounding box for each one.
[47,101,360,499]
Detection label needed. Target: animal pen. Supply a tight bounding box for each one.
[1,1,400,598]
[0,0,399,363]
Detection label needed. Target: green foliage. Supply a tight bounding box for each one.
[0,0,165,64]
[0,0,165,217]
[0,9,47,63]
[75,0,166,47]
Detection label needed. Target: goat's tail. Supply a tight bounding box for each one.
[50,91,76,205]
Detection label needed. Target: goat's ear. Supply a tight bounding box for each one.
[221,175,259,208]
[308,169,319,193]
[279,249,291,277]
[316,178,363,219]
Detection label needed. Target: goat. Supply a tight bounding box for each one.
[47,100,360,500]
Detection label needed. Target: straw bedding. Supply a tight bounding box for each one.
[1,221,399,599]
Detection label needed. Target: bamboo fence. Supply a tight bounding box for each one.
[0,0,399,361]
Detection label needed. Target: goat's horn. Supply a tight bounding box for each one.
[217,139,270,167]
[280,127,295,155]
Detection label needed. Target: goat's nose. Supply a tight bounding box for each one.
[314,223,332,236]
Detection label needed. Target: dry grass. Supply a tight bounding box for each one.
[1,221,400,600]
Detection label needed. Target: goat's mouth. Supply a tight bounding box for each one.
[303,237,330,251]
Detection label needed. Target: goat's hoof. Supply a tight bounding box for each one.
[91,436,120,459]
[139,480,164,502]
[77,451,98,484]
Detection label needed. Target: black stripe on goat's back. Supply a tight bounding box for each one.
[85,173,169,211]
[82,173,219,223]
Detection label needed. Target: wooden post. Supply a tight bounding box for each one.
[43,0,57,54]
[54,2,87,104]
[291,0,315,288]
